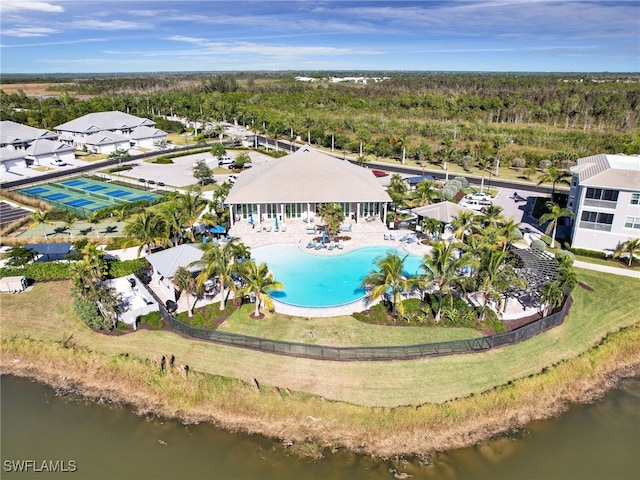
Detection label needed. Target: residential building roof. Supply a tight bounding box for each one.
[84,131,130,146]
[25,139,74,156]
[54,111,155,133]
[571,154,640,191]
[0,121,57,146]
[411,201,474,223]
[0,147,26,162]
[130,125,167,140]
[226,145,392,204]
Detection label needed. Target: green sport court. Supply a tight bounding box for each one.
[19,177,162,217]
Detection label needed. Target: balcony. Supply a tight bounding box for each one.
[583,199,617,209]
[579,221,612,232]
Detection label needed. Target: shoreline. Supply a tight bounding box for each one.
[2,325,639,458]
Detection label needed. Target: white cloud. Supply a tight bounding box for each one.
[0,0,63,13]
[68,19,149,31]
[2,27,57,37]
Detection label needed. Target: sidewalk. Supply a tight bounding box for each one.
[574,260,640,279]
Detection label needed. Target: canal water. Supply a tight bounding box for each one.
[1,375,638,480]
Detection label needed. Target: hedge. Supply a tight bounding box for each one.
[569,247,607,259]
[0,258,149,282]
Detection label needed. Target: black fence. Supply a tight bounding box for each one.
[142,278,571,361]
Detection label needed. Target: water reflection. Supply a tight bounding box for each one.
[1,376,638,480]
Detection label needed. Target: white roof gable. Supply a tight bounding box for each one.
[226,146,391,204]
[54,111,155,133]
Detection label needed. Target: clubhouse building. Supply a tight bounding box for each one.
[225,145,391,226]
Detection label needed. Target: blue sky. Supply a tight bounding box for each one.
[1,0,638,73]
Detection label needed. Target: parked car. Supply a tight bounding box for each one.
[50,158,66,166]
[459,198,492,211]
[218,155,233,165]
[464,192,492,202]
[228,175,238,183]
[371,169,388,177]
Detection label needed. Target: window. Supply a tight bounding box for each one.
[579,210,614,231]
[625,216,640,229]
[631,193,640,205]
[585,188,618,201]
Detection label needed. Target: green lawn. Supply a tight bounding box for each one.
[1,268,638,408]
[220,305,482,346]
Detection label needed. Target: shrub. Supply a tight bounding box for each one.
[554,250,575,264]
[108,258,149,278]
[512,157,526,168]
[0,262,73,281]
[569,247,607,259]
[108,165,133,173]
[138,311,164,329]
[530,239,546,252]
[152,156,174,164]
[540,234,553,246]
[453,176,469,189]
[72,289,110,330]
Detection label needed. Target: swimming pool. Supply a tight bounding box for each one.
[251,244,423,308]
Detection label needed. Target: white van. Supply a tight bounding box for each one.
[218,155,233,165]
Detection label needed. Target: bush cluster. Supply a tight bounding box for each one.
[569,247,607,259]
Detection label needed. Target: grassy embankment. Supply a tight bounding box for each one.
[1,268,639,456]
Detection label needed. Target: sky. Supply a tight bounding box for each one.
[1,0,638,74]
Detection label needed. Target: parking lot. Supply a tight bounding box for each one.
[113,150,274,188]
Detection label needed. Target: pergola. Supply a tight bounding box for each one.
[508,247,560,306]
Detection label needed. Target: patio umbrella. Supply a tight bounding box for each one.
[210,225,226,234]
[249,215,253,225]
[275,216,279,230]
[321,230,326,245]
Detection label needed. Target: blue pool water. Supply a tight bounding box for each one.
[251,244,423,308]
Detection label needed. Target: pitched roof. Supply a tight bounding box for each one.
[0,121,57,145]
[571,154,640,190]
[226,145,391,204]
[0,147,26,162]
[25,139,74,156]
[145,244,203,278]
[84,131,129,146]
[411,201,474,223]
[130,125,167,140]
[54,111,155,133]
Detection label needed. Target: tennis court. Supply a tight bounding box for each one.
[19,177,162,217]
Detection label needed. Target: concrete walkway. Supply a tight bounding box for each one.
[573,260,640,279]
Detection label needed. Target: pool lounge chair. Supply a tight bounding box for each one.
[280,224,287,232]
[327,241,336,251]
[338,240,344,249]
[315,242,324,250]
[384,233,390,240]
[389,233,395,240]
[406,236,416,244]
[399,234,409,242]
[255,225,262,232]
[307,240,316,249]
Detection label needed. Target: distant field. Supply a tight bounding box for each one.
[1,83,71,96]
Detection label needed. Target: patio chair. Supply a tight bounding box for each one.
[399,234,409,242]
[406,236,416,244]
[307,240,316,249]
[315,242,324,250]
[281,225,287,232]
[255,225,262,232]
[389,233,395,241]
[265,225,272,232]
[327,241,336,251]
[384,233,390,240]
[338,240,344,249]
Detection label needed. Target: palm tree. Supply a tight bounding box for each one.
[450,210,477,242]
[87,211,102,238]
[419,241,473,322]
[239,260,284,317]
[29,210,50,238]
[177,188,206,240]
[537,166,571,197]
[317,203,345,241]
[63,212,77,238]
[613,238,640,267]
[123,210,168,257]
[496,218,522,252]
[479,204,504,229]
[411,180,438,207]
[387,174,408,219]
[476,249,523,321]
[538,201,574,248]
[539,281,564,316]
[158,202,184,245]
[173,266,197,317]
[361,252,413,319]
[193,238,242,311]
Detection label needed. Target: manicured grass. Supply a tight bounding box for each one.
[220,304,482,346]
[1,268,638,408]
[574,255,640,271]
